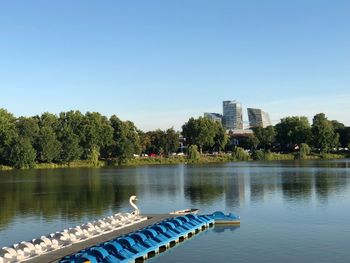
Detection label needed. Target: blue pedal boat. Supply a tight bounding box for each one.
[208,211,240,224]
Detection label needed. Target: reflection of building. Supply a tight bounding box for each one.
[225,175,246,209]
[222,101,243,130]
[247,108,271,128]
[204,112,222,122]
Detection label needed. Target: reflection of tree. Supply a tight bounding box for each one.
[315,171,347,202]
[281,172,312,201]
[184,168,226,204]
[250,176,264,203]
[0,168,136,228]
[225,176,244,209]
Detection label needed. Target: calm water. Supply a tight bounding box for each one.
[1,160,350,262]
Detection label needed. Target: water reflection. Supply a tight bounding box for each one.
[212,225,240,233]
[0,160,350,246]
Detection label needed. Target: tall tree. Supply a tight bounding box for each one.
[275,116,311,151]
[331,120,350,148]
[110,115,141,159]
[312,113,339,152]
[82,112,113,158]
[0,109,18,165]
[252,126,276,150]
[16,116,40,143]
[36,125,62,163]
[9,138,36,168]
[182,117,219,153]
[214,123,228,151]
[58,125,82,163]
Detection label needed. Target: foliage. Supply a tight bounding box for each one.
[275,116,311,151]
[187,145,201,162]
[182,117,227,153]
[140,128,179,155]
[247,135,259,151]
[332,121,350,148]
[82,112,113,158]
[1,107,349,169]
[251,150,265,160]
[252,126,276,150]
[88,146,101,166]
[58,125,82,163]
[264,152,294,160]
[232,147,250,161]
[36,125,62,163]
[16,117,40,143]
[295,143,311,160]
[312,113,339,153]
[110,115,141,159]
[0,109,18,165]
[9,138,36,169]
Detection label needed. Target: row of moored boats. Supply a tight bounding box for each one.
[0,212,147,263]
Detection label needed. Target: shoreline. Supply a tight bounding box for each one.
[1,153,349,171]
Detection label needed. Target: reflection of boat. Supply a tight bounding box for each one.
[170,208,199,215]
[213,225,240,233]
[208,211,240,225]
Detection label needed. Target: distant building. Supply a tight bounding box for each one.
[222,100,243,130]
[247,108,272,128]
[204,112,222,122]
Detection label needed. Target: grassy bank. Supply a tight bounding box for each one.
[1,152,349,171]
[0,165,13,171]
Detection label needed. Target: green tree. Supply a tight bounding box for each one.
[36,126,62,163]
[275,116,311,151]
[187,145,201,161]
[0,109,18,165]
[16,117,39,143]
[182,117,219,153]
[331,120,350,148]
[164,128,179,154]
[110,115,141,159]
[88,145,100,166]
[214,123,228,152]
[312,113,339,153]
[251,150,265,160]
[115,138,135,164]
[295,143,311,160]
[247,135,260,151]
[58,125,82,163]
[252,126,276,150]
[232,147,250,161]
[9,138,36,168]
[82,112,113,158]
[139,131,151,154]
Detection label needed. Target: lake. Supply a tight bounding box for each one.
[1,160,350,262]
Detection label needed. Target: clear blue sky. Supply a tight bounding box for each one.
[1,0,349,130]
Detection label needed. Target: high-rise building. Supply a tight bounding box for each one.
[247,108,272,128]
[204,112,222,122]
[222,100,243,130]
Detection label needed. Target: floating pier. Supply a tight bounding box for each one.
[0,195,239,263]
[59,213,214,263]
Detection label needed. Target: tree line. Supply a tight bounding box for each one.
[181,113,350,159]
[248,113,350,154]
[0,109,179,168]
[1,108,349,168]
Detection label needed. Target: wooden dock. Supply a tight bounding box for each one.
[26,214,171,263]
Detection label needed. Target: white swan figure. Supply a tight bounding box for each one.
[129,195,140,216]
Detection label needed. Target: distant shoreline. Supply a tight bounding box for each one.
[1,153,349,171]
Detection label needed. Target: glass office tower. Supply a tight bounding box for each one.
[222,101,243,130]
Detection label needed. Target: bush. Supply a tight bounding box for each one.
[187,145,201,162]
[295,143,311,160]
[252,150,265,160]
[232,147,250,161]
